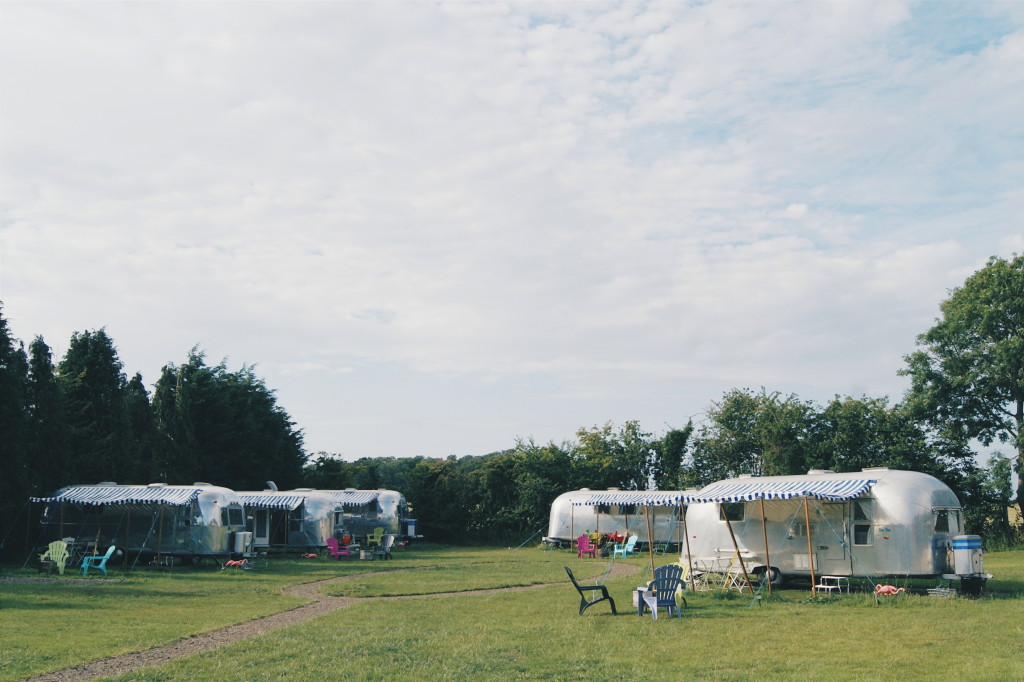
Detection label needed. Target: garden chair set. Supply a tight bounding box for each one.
[39,540,116,576]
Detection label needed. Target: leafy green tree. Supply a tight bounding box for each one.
[901,254,1024,504]
[652,422,693,489]
[685,389,813,488]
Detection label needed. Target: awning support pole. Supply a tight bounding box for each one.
[804,498,817,597]
[644,505,655,574]
[723,513,754,593]
[681,504,696,592]
[759,498,772,595]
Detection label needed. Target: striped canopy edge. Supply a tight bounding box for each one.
[29,486,202,507]
[237,493,305,510]
[570,490,688,506]
[320,490,380,506]
[685,478,876,504]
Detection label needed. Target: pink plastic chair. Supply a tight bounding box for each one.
[577,535,596,558]
[327,537,350,559]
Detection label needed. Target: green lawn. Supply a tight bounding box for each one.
[2,547,1021,681]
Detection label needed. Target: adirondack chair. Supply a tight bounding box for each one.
[639,564,686,619]
[81,545,116,577]
[326,537,350,559]
[612,535,638,558]
[367,527,385,548]
[576,535,596,558]
[372,534,395,560]
[39,540,70,575]
[564,566,616,616]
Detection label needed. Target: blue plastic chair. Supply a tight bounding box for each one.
[81,545,116,576]
[640,564,686,619]
[612,535,638,558]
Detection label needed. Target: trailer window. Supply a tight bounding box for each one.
[853,500,871,521]
[596,504,611,515]
[853,524,872,545]
[616,504,637,516]
[934,510,960,533]
[221,506,244,527]
[719,503,744,522]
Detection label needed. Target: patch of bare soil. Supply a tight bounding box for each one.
[16,561,638,681]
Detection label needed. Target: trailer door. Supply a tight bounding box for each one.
[252,509,271,548]
[812,502,851,574]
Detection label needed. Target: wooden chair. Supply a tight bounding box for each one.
[564,566,617,616]
[81,545,116,577]
[39,540,70,575]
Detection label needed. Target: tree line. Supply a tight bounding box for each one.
[1,255,1021,554]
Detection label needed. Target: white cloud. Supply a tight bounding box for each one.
[2,1,1021,458]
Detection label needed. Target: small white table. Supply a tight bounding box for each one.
[816,575,849,594]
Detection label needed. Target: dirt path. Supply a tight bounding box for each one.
[18,562,639,681]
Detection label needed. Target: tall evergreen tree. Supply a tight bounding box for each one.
[26,336,72,490]
[0,306,31,556]
[57,329,129,482]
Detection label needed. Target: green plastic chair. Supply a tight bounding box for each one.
[82,545,116,577]
[39,540,70,575]
[367,527,384,548]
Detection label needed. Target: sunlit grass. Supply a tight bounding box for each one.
[2,546,1021,681]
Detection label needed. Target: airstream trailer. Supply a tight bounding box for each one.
[237,488,344,552]
[543,489,689,548]
[683,468,988,588]
[318,489,418,541]
[31,482,246,564]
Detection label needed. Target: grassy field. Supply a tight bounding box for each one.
[1,546,1021,681]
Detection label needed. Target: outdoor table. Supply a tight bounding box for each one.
[816,576,849,594]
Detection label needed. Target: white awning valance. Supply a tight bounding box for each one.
[237,493,305,510]
[30,486,201,507]
[685,479,876,503]
[570,490,688,506]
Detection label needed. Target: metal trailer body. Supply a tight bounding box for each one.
[683,468,972,583]
[316,489,418,541]
[237,489,344,551]
[544,489,690,547]
[31,482,246,563]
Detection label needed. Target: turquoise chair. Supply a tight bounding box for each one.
[82,545,116,576]
[612,535,638,558]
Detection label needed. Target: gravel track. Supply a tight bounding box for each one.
[14,561,639,681]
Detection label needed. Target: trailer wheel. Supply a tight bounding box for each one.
[755,567,783,587]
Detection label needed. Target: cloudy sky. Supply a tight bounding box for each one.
[2,1,1022,461]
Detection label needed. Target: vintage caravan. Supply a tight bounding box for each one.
[237,489,345,552]
[544,489,690,548]
[32,482,246,564]
[318,489,418,540]
[683,468,987,588]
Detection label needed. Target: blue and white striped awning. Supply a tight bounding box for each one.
[571,490,687,506]
[685,478,876,503]
[322,490,380,507]
[30,485,201,507]
[237,493,305,510]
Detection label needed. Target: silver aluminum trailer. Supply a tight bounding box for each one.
[31,482,246,564]
[543,489,690,548]
[683,468,988,588]
[237,489,344,551]
[317,489,418,541]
